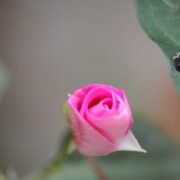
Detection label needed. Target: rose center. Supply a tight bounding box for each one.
[88,97,113,116]
[88,96,112,109]
[102,99,112,109]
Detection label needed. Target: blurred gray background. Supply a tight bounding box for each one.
[0,0,180,176]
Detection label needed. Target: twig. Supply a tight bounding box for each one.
[85,156,108,180]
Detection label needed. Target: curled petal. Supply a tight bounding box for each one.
[116,131,146,153]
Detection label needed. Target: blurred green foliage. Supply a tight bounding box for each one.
[0,62,9,101]
[135,0,180,93]
[26,118,180,180]
[0,172,6,180]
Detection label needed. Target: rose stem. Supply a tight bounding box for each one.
[85,156,109,180]
[39,131,73,179]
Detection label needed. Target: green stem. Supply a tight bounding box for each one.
[39,131,73,179]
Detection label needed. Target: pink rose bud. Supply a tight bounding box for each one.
[67,84,146,156]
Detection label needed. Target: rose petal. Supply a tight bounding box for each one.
[68,104,116,155]
[86,106,131,142]
[116,131,146,153]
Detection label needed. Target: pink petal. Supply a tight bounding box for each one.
[116,131,146,153]
[68,106,116,156]
[86,106,131,142]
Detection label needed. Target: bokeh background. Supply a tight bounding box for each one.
[0,0,180,177]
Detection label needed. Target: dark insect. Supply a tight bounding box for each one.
[173,53,180,72]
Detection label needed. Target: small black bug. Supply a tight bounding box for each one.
[173,52,180,72]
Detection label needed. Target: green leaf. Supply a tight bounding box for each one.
[135,0,180,93]
[25,118,180,180]
[61,102,71,121]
